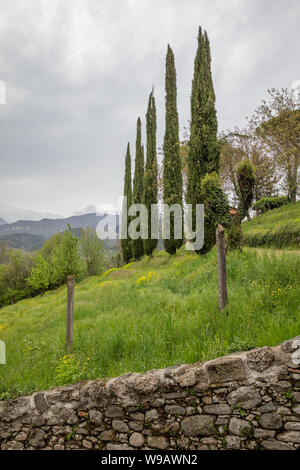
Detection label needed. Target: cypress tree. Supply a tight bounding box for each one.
[121,143,133,263]
[186,27,220,254]
[143,91,158,258]
[163,45,183,254]
[132,117,144,260]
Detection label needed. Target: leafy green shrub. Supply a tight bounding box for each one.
[253,196,289,214]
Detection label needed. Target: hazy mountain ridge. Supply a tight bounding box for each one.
[0,213,118,238]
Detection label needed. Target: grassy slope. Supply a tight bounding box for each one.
[0,246,299,400]
[243,201,300,248]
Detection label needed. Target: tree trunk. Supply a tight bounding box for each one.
[216,225,228,311]
[66,275,75,351]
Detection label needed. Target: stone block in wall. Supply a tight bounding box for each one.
[181,415,215,436]
[206,356,246,383]
[227,386,262,409]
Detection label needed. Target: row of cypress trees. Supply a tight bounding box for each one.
[121,26,220,262]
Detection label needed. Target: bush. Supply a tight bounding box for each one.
[253,196,290,214]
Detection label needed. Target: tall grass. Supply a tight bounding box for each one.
[0,247,299,400]
[243,201,300,248]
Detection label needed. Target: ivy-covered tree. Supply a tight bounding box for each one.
[201,173,231,229]
[186,27,220,254]
[236,160,256,222]
[226,160,255,251]
[121,143,133,263]
[132,117,145,260]
[143,91,158,258]
[163,45,183,254]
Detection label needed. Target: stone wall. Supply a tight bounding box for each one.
[1,336,300,451]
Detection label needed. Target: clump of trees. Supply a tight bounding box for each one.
[117,33,298,265]
[220,88,300,207]
[0,226,106,307]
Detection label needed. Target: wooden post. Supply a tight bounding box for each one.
[216,224,228,311]
[66,275,75,351]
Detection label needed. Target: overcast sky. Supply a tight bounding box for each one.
[0,0,299,222]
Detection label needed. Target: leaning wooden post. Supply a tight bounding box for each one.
[216,224,228,311]
[66,275,75,351]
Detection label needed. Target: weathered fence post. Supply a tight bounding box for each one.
[66,275,75,351]
[216,224,228,311]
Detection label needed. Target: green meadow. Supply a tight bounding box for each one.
[0,244,299,401]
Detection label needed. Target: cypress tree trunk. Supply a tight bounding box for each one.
[186,27,220,254]
[163,45,183,255]
[121,143,133,263]
[133,117,145,260]
[143,91,158,258]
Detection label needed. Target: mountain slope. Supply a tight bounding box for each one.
[0,213,111,238]
[0,218,6,226]
[243,201,300,248]
[0,233,46,252]
[0,246,299,400]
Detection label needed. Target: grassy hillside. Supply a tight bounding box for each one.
[243,201,300,248]
[0,246,299,400]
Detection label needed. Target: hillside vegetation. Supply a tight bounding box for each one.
[0,245,299,400]
[243,201,300,248]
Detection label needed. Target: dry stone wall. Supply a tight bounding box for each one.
[1,336,300,450]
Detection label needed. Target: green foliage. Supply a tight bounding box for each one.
[143,91,158,258]
[201,173,231,228]
[226,221,243,252]
[132,117,145,260]
[163,45,183,255]
[121,143,133,264]
[0,247,299,398]
[253,196,289,214]
[0,250,33,306]
[27,253,50,295]
[186,27,220,254]
[236,160,256,221]
[51,225,84,284]
[80,227,105,276]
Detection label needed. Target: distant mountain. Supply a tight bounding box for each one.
[0,233,45,252]
[0,213,119,237]
[0,213,120,252]
[0,218,6,226]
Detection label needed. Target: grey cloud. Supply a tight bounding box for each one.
[0,0,299,220]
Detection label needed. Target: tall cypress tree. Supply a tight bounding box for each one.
[121,143,133,263]
[143,90,158,258]
[186,27,220,254]
[132,117,144,260]
[163,45,183,255]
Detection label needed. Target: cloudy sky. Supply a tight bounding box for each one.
[0,0,299,221]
